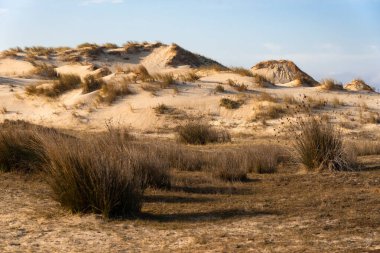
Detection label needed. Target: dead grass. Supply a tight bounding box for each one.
[227,79,248,92]
[220,98,242,109]
[179,72,200,82]
[26,74,81,97]
[230,67,253,77]
[153,104,172,114]
[82,75,105,94]
[97,79,133,105]
[215,85,225,93]
[291,117,357,171]
[319,79,344,91]
[177,122,231,145]
[32,63,58,79]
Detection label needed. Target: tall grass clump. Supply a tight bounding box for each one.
[26,74,81,97]
[177,122,231,145]
[97,79,133,105]
[0,121,59,172]
[291,117,356,171]
[319,79,343,91]
[41,129,171,218]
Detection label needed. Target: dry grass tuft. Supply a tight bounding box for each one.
[82,75,106,94]
[215,85,225,93]
[177,122,231,145]
[32,63,58,79]
[319,79,344,91]
[220,98,242,109]
[26,74,81,97]
[97,80,133,105]
[231,67,253,77]
[291,117,356,171]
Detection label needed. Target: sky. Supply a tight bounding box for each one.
[0,0,380,87]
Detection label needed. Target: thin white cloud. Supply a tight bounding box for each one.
[81,0,123,6]
[262,43,282,52]
[369,45,380,54]
[0,8,9,15]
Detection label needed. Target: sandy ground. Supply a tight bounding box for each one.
[0,168,379,253]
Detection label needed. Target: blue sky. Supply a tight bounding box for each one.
[0,0,379,87]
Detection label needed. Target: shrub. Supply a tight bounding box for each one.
[82,75,105,94]
[291,117,356,171]
[220,98,242,109]
[231,67,254,77]
[177,122,231,145]
[215,84,225,93]
[154,104,171,114]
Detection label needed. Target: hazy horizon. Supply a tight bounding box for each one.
[1,0,379,88]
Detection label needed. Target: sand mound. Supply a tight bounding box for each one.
[344,79,375,92]
[142,43,224,70]
[0,58,35,76]
[251,60,317,86]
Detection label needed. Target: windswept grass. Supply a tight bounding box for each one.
[26,74,81,97]
[231,67,253,77]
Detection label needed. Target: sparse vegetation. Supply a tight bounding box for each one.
[180,71,200,82]
[82,75,105,94]
[153,73,175,88]
[215,84,225,93]
[220,98,242,109]
[97,80,133,105]
[32,63,58,79]
[231,67,253,77]
[319,79,344,91]
[227,79,248,92]
[26,74,81,97]
[177,122,231,145]
[154,104,172,114]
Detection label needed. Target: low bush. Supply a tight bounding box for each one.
[177,122,231,145]
[220,98,242,109]
[215,85,225,93]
